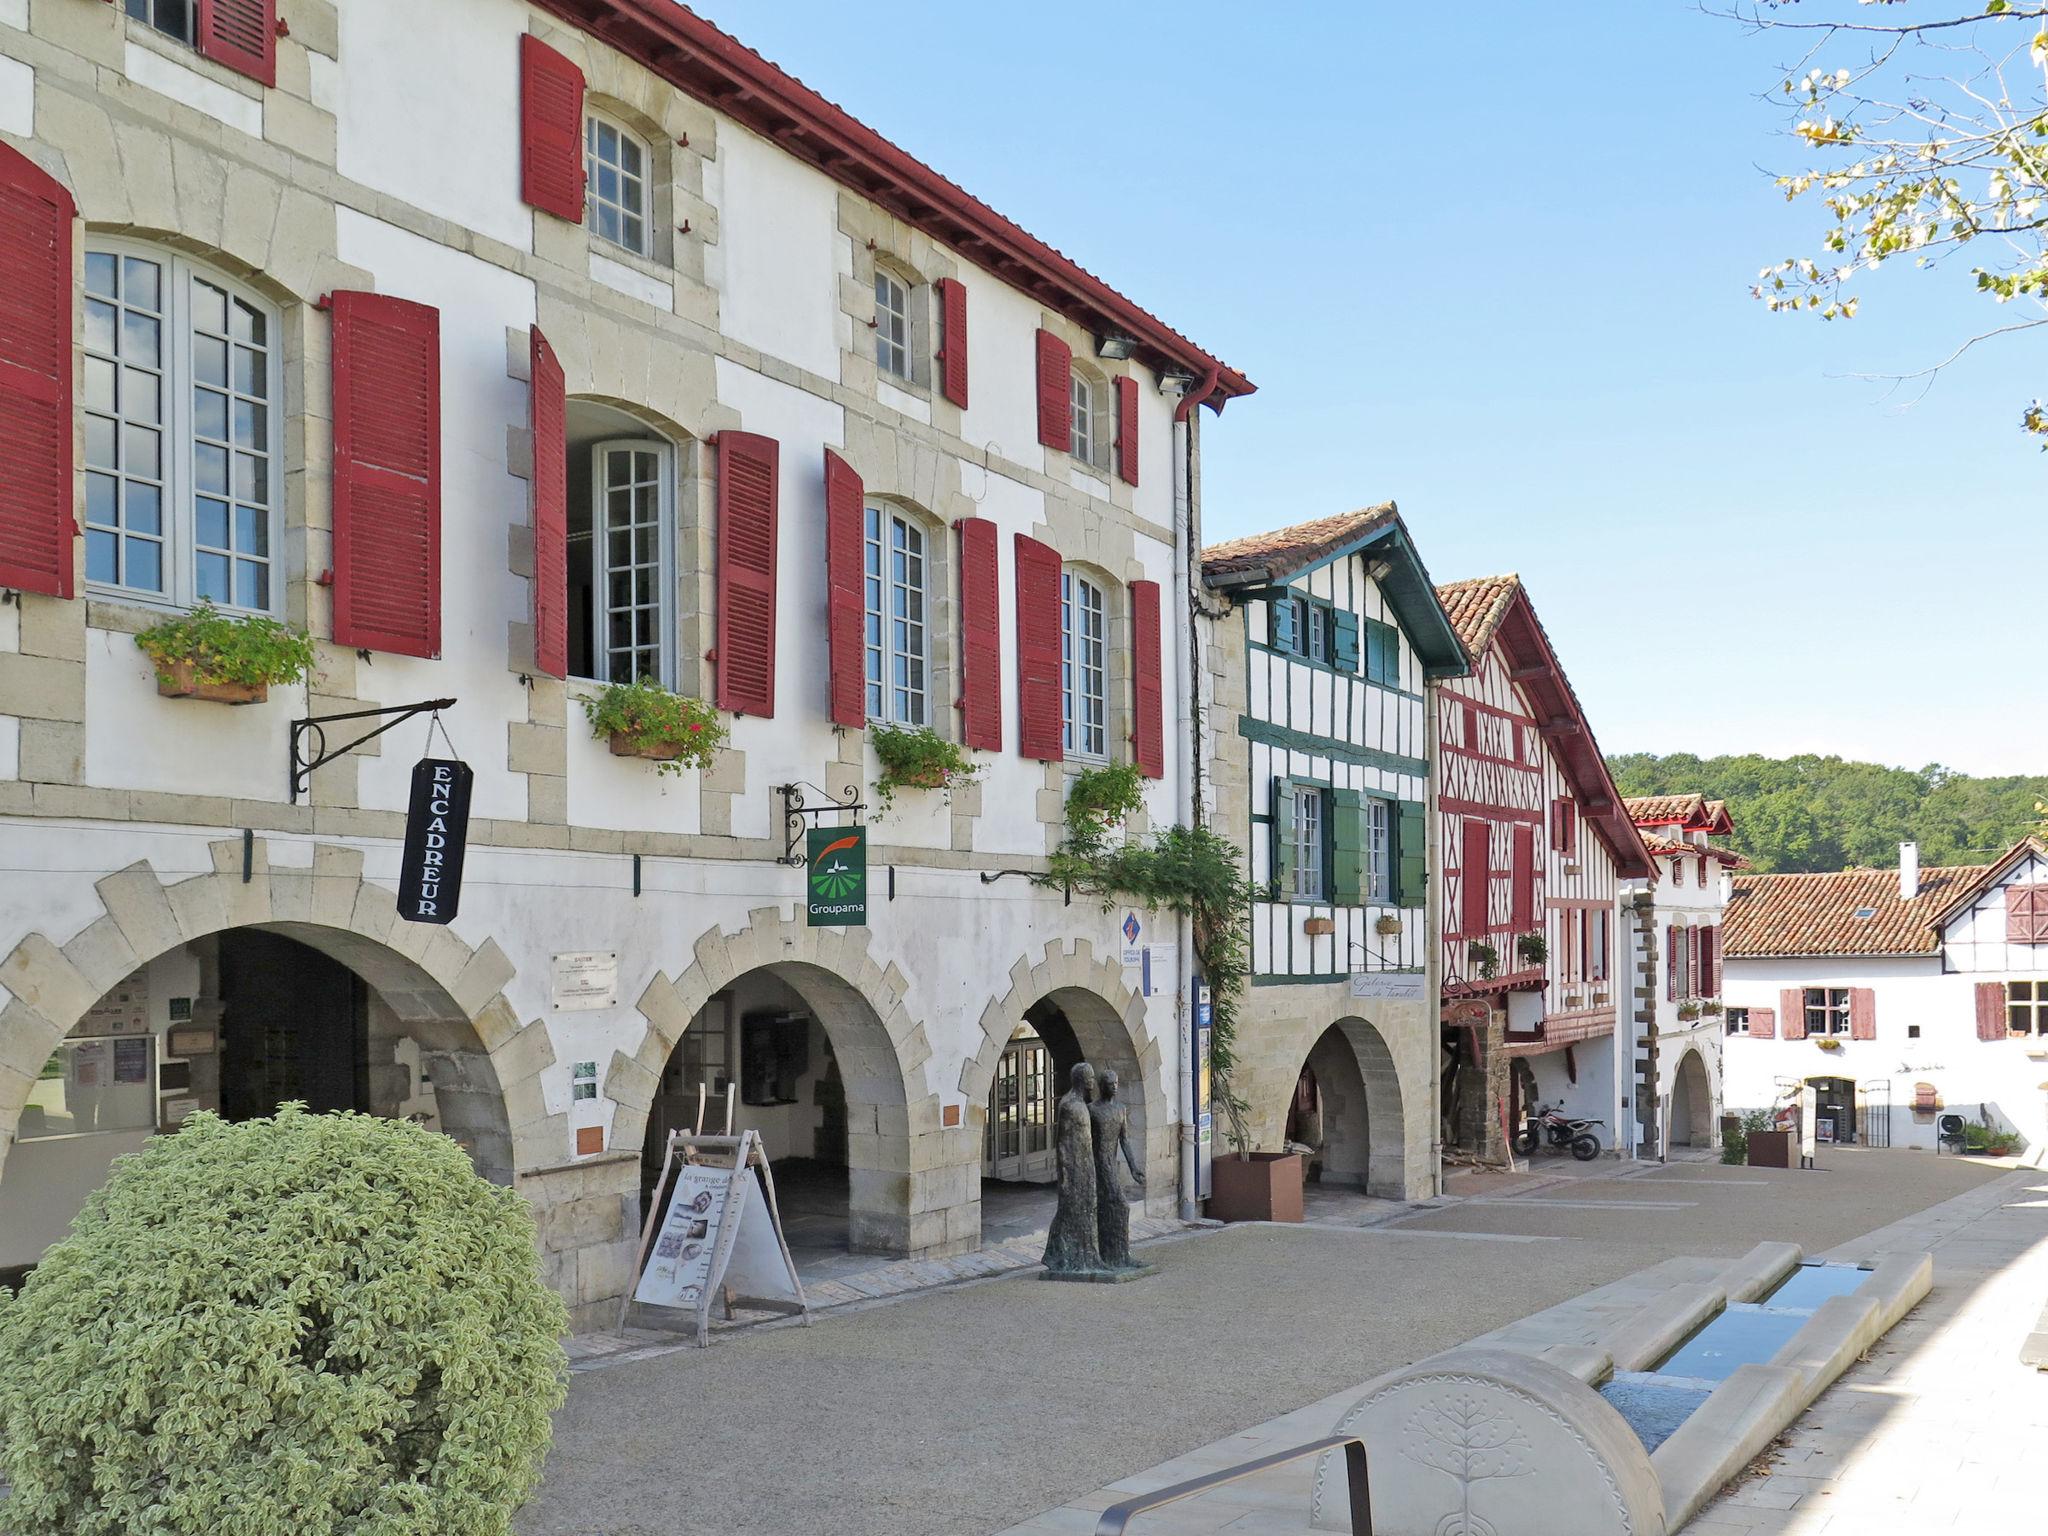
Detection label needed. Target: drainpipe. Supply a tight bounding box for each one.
[1173,365,1214,1222]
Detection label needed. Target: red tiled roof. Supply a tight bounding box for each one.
[1627,794,1706,826]
[1642,831,1750,869]
[1202,504,1397,580]
[1435,575,1520,658]
[534,2,1252,407]
[1723,865,1990,957]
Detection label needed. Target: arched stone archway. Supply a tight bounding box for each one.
[959,939,1173,1215]
[615,906,941,1257]
[1670,1048,1712,1148]
[0,840,555,1183]
[1285,1016,1407,1201]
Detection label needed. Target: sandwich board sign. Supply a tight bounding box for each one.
[622,1128,807,1344]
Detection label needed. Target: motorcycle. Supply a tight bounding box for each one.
[1514,1103,1604,1162]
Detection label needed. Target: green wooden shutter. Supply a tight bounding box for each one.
[1331,787,1366,904]
[1270,777,1296,897]
[1365,619,1399,685]
[1331,609,1359,672]
[1269,594,1298,653]
[1395,798,1427,907]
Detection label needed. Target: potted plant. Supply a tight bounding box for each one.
[1743,1108,1793,1168]
[1061,761,1146,847]
[871,724,978,816]
[1815,1035,1842,1052]
[1375,913,1404,937]
[580,677,727,775]
[1515,932,1547,968]
[1466,940,1500,981]
[1702,1000,1724,1017]
[134,603,315,705]
[1207,1146,1304,1223]
[1677,999,1702,1022]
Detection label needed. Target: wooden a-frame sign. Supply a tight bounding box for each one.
[620,1128,809,1345]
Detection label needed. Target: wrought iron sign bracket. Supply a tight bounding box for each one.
[776,782,863,866]
[290,698,458,804]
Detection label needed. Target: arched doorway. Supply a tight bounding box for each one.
[0,920,512,1278]
[1670,1049,1712,1148]
[641,960,913,1267]
[1288,1017,1407,1199]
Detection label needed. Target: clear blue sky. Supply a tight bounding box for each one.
[694,1,2044,777]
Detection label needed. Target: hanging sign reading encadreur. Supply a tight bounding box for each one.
[398,759,473,924]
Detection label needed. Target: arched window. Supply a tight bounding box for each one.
[864,504,928,725]
[566,404,676,684]
[1060,568,1108,760]
[874,270,912,382]
[83,244,280,612]
[584,112,651,257]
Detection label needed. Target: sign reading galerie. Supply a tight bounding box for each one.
[397,759,472,924]
[806,826,866,927]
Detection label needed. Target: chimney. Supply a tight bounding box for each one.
[1899,842,1920,901]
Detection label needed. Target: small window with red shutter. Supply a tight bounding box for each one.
[713,430,779,716]
[124,1,278,88]
[2005,884,2048,944]
[1034,329,1072,452]
[521,34,587,224]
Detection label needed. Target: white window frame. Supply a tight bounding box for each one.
[1069,370,1094,464]
[83,240,282,616]
[583,438,675,686]
[1292,786,1326,903]
[1364,796,1393,903]
[584,111,652,258]
[874,269,912,382]
[1061,569,1108,760]
[1804,987,1851,1036]
[2007,980,2047,1036]
[123,0,194,45]
[864,504,929,727]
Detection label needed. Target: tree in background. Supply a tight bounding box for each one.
[1722,2,2048,443]
[1609,751,2048,871]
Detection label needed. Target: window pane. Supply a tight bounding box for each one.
[194,387,228,441]
[122,312,160,368]
[197,498,229,550]
[125,482,160,537]
[195,551,229,602]
[234,560,267,612]
[194,334,227,386]
[85,253,117,300]
[86,473,117,528]
[127,537,162,593]
[124,258,161,313]
[85,299,117,354]
[87,529,117,585]
[192,278,227,336]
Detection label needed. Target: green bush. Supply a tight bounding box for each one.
[0,1107,568,1536]
[1720,1124,1748,1164]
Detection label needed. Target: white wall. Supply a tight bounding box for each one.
[706,124,846,382]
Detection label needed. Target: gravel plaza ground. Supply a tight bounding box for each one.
[517,1148,2010,1536]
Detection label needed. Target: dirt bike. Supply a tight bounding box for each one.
[1514,1103,1604,1161]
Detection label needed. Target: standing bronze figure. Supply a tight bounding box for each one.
[1089,1068,1145,1269]
[1042,1062,1101,1274]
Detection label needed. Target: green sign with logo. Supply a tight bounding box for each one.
[806,826,867,927]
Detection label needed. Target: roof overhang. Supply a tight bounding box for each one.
[1206,509,1470,678]
[1925,836,2048,933]
[531,1,1253,412]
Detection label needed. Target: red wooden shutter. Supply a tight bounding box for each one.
[197,0,276,87]
[1686,927,1701,998]
[1510,826,1535,930]
[1848,987,1876,1041]
[935,277,969,408]
[1749,1006,1776,1040]
[823,448,865,729]
[1666,927,1678,1001]
[0,146,75,600]
[1034,329,1071,450]
[955,517,1001,751]
[1014,533,1063,760]
[521,34,586,223]
[1976,981,2008,1042]
[1698,925,1718,996]
[2006,884,2048,943]
[714,431,779,716]
[1460,819,1491,938]
[1780,987,1806,1041]
[1114,375,1139,486]
[331,292,441,658]
[529,328,567,679]
[1129,578,1164,778]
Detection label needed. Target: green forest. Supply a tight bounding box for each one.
[1605,754,2048,876]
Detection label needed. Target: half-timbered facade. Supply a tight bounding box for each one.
[1203,505,1466,1199]
[1724,839,2048,1158]
[1433,577,1653,1162]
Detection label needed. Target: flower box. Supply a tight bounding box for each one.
[609,732,689,763]
[1207,1151,1303,1224]
[154,661,267,706]
[1303,916,1335,937]
[1375,914,1404,936]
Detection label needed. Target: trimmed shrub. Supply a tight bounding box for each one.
[0,1106,568,1536]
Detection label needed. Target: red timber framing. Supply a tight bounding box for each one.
[525,0,1250,412]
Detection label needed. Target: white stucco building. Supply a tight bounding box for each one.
[1620,794,1743,1156]
[0,0,1252,1321]
[1722,840,2048,1162]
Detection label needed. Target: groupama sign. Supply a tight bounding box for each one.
[806,827,866,927]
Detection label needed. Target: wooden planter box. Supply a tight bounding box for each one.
[1302,917,1335,937]
[154,662,266,705]
[609,732,688,763]
[1746,1129,1793,1169]
[1208,1151,1303,1224]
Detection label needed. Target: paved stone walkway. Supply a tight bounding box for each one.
[993,1160,2046,1536]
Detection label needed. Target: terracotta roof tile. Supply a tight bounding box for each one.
[1202,504,1398,581]
[1723,864,1990,957]
[1642,831,1750,869]
[1434,575,1521,658]
[1627,794,1707,825]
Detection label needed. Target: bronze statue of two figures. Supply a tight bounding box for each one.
[1041,1063,1155,1281]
